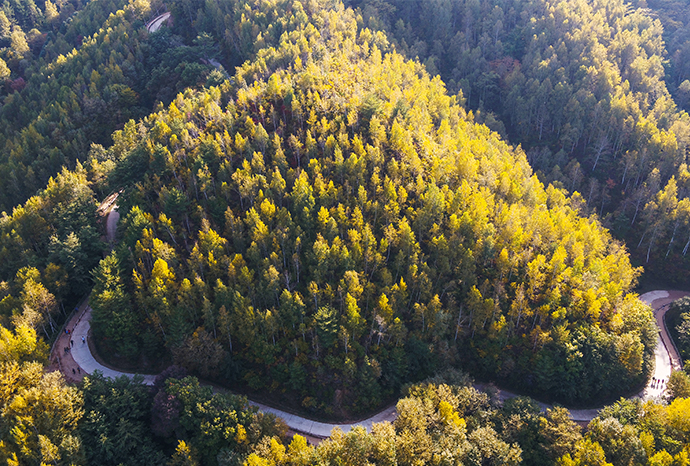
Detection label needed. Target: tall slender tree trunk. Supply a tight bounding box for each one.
[455,305,463,342]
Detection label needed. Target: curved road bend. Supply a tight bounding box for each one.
[66,290,683,436]
[70,306,396,438]
[64,208,684,435]
[639,290,685,374]
[146,12,170,33]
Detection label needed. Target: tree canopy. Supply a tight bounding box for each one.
[1,0,689,463]
[84,0,656,412]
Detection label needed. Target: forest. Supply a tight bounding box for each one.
[0,0,689,463]
[2,329,690,465]
[349,0,690,279]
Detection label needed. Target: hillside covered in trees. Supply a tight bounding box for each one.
[79,0,656,414]
[0,0,689,464]
[350,0,690,281]
[0,0,226,211]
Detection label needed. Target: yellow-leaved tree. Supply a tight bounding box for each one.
[0,324,83,464]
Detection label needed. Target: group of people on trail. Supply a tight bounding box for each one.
[652,377,666,390]
[61,318,86,376]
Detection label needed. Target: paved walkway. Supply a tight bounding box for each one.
[252,401,397,438]
[67,306,396,437]
[146,12,170,33]
[640,290,685,372]
[45,298,90,383]
[60,291,684,436]
[106,207,119,245]
[70,308,156,384]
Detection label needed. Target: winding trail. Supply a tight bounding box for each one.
[106,207,119,245]
[640,290,685,373]
[69,306,396,437]
[146,12,170,33]
[60,288,683,436]
[55,205,686,437]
